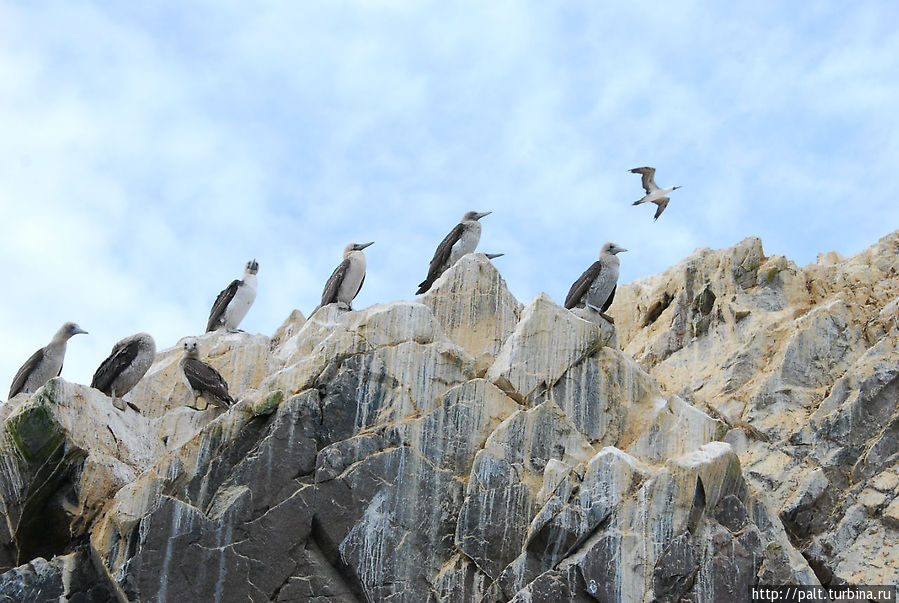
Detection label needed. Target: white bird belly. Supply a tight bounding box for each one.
[448,227,479,267]
[337,254,366,303]
[222,284,256,329]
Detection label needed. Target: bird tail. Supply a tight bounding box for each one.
[632,199,645,206]
[416,280,432,295]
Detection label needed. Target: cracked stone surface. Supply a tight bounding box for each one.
[2,236,895,600]
[614,230,899,587]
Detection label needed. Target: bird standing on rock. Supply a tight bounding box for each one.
[565,242,628,323]
[319,242,373,311]
[91,333,156,410]
[417,211,491,294]
[8,322,87,399]
[206,260,259,333]
[179,337,236,411]
[630,167,680,220]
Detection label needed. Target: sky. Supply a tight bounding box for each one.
[1,1,898,398]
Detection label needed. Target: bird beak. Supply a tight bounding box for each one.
[475,211,492,220]
[616,247,629,254]
[485,253,504,259]
[73,326,88,336]
[355,242,374,250]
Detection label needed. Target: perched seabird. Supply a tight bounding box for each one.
[319,242,373,311]
[8,322,87,399]
[565,242,628,323]
[90,333,156,410]
[178,337,235,411]
[206,260,259,332]
[630,167,681,220]
[416,211,491,294]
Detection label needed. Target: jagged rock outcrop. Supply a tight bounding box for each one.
[613,231,899,587]
[0,244,887,601]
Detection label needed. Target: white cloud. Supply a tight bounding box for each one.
[1,1,898,393]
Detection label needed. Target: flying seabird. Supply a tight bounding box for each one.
[90,333,156,410]
[206,259,259,332]
[178,337,235,411]
[565,242,628,323]
[416,211,491,294]
[319,242,373,311]
[630,167,681,220]
[8,322,88,399]
[484,253,504,260]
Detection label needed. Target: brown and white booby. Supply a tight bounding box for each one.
[630,167,680,220]
[8,322,87,399]
[416,211,491,294]
[90,333,156,410]
[319,242,373,311]
[178,337,235,411]
[206,259,259,332]
[565,242,628,323]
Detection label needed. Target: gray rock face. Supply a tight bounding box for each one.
[2,247,885,601]
[615,231,899,587]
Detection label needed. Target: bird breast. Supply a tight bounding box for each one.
[586,258,619,307]
[337,252,366,302]
[448,222,481,267]
[111,346,155,397]
[223,278,257,328]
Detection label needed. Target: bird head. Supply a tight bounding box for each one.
[602,242,628,256]
[61,322,88,339]
[182,337,199,358]
[344,242,374,257]
[462,210,491,222]
[245,259,259,274]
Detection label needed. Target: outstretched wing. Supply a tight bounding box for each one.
[91,338,141,394]
[206,279,241,332]
[417,223,464,294]
[653,197,670,220]
[182,357,233,406]
[630,167,656,194]
[564,261,602,309]
[321,259,350,306]
[8,347,45,398]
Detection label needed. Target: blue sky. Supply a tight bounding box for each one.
[1,1,898,396]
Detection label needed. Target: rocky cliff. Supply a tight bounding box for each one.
[0,238,895,602]
[613,231,899,588]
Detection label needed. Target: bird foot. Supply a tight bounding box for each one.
[226,328,245,333]
[112,398,126,411]
[126,401,142,414]
[599,312,615,324]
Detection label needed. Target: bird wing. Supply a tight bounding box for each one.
[321,259,350,306]
[653,197,670,221]
[564,261,603,309]
[417,223,465,294]
[8,347,45,398]
[602,284,617,313]
[630,167,657,194]
[91,338,141,394]
[356,272,366,299]
[206,279,241,332]
[182,357,233,404]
